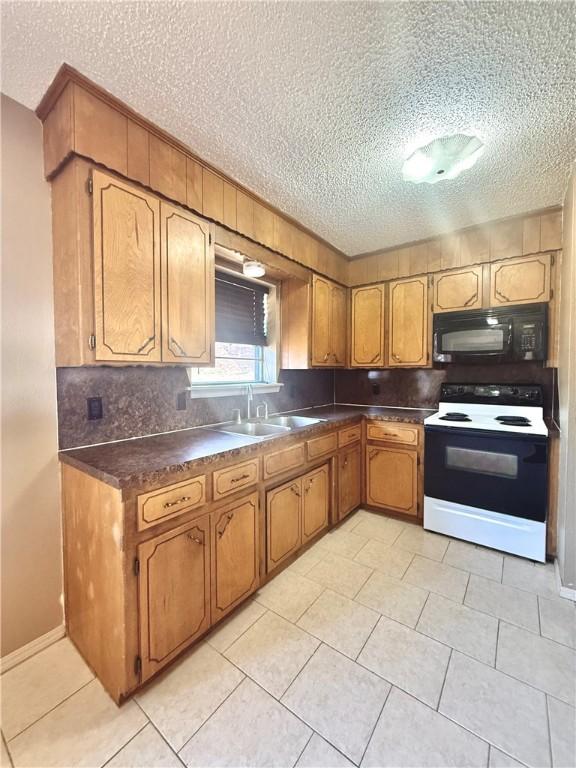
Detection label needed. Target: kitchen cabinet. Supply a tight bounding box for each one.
[161,202,214,364]
[388,276,429,367]
[489,253,552,307]
[338,444,361,520]
[302,465,330,542]
[211,493,259,621]
[432,266,484,313]
[93,169,162,362]
[366,445,418,516]
[138,513,211,680]
[350,284,386,367]
[311,275,347,366]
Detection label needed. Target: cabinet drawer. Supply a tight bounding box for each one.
[338,425,361,448]
[263,443,306,479]
[366,422,419,447]
[137,476,206,530]
[213,459,259,500]
[307,432,337,460]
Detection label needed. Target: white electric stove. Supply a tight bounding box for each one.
[424,383,549,561]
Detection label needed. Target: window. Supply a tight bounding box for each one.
[190,342,263,384]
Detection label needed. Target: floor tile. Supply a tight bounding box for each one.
[496,622,575,705]
[179,678,311,767]
[1,638,94,740]
[354,538,414,578]
[351,515,405,546]
[403,555,469,602]
[296,734,354,768]
[539,596,576,648]
[547,697,576,768]
[465,574,540,632]
[417,592,498,665]
[297,589,379,659]
[106,724,182,767]
[206,600,267,652]
[503,557,559,600]
[225,610,319,698]
[443,539,504,582]
[282,644,390,764]
[358,617,450,708]
[395,526,449,561]
[306,552,372,599]
[362,687,488,767]
[255,570,324,622]
[136,642,244,751]
[1,738,12,768]
[337,510,369,533]
[316,528,368,559]
[439,652,550,767]
[287,547,325,576]
[488,747,525,767]
[355,571,428,628]
[9,679,147,768]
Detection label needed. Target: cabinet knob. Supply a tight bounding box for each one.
[187,531,203,545]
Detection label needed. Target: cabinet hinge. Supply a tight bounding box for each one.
[133,557,140,576]
[551,253,555,266]
[88,334,96,350]
[209,233,212,245]
[87,177,93,195]
[417,455,421,466]
[134,655,142,679]
[550,288,554,300]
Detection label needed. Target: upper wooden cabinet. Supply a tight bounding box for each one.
[350,284,386,367]
[93,170,161,362]
[388,276,429,367]
[311,275,347,366]
[489,254,552,307]
[432,266,483,313]
[161,202,214,364]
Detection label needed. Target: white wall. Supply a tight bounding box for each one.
[1,93,63,655]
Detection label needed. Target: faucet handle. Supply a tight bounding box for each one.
[231,408,242,424]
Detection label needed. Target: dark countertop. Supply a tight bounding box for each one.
[59,404,432,492]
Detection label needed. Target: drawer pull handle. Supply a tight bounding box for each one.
[230,473,250,484]
[290,484,301,497]
[163,495,191,509]
[368,449,379,460]
[218,512,234,538]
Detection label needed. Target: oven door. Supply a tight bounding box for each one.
[433,318,512,362]
[424,426,548,522]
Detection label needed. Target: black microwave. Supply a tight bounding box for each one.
[433,303,548,364]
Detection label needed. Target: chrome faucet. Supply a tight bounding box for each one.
[245,384,254,420]
[256,402,269,420]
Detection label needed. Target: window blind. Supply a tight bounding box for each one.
[215,271,269,346]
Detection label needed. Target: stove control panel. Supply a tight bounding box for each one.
[440,383,543,406]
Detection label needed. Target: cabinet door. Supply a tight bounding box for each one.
[92,170,161,362]
[351,285,385,367]
[211,493,259,621]
[388,276,428,367]
[366,446,418,516]
[339,445,361,520]
[331,283,348,367]
[433,266,483,313]
[490,254,552,307]
[161,203,215,364]
[302,465,330,542]
[311,275,333,365]
[138,514,211,680]
[266,480,302,572]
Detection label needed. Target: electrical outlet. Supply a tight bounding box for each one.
[87,396,103,420]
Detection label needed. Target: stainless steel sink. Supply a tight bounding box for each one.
[265,415,323,429]
[212,421,290,439]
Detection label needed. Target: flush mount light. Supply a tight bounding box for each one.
[402,133,485,184]
[243,260,266,278]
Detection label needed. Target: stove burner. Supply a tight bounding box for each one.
[495,415,532,427]
[439,412,472,422]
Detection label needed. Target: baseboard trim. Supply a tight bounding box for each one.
[0,625,66,674]
[554,559,576,602]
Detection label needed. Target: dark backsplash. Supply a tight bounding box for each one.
[57,367,334,449]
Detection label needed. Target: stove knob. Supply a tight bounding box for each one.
[457,386,465,394]
[511,388,519,395]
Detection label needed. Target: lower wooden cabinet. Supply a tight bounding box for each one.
[338,445,361,520]
[138,513,211,681]
[211,493,259,622]
[302,465,330,542]
[366,445,418,516]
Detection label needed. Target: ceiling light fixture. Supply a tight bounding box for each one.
[243,260,266,278]
[402,133,485,184]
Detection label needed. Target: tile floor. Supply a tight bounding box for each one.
[1,509,575,768]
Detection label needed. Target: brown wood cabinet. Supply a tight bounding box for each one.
[350,284,386,367]
[338,445,361,521]
[433,266,483,313]
[211,493,259,621]
[366,446,418,516]
[489,254,552,306]
[138,514,211,680]
[311,275,347,366]
[160,202,214,364]
[302,465,330,542]
[388,276,429,367]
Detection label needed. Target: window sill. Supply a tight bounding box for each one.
[187,382,284,399]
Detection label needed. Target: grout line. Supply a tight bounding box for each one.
[101,719,150,767]
[358,682,393,766]
[537,595,543,636]
[414,589,431,628]
[145,718,187,768]
[1,731,14,768]
[544,694,555,768]
[435,648,453,712]
[494,619,501,669]
[291,731,314,767]
[207,602,270,654]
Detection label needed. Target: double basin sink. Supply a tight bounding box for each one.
[211,415,323,440]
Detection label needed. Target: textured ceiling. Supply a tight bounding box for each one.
[1,1,575,256]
